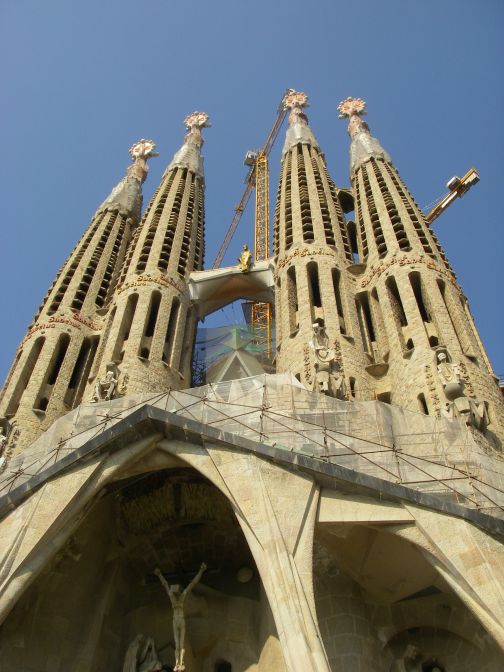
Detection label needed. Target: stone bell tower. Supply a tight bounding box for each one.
[0,140,157,453]
[338,97,504,440]
[273,91,367,397]
[87,113,209,397]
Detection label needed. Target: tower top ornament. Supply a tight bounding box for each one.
[283,90,309,110]
[129,139,158,161]
[337,97,367,119]
[283,90,309,128]
[184,111,210,129]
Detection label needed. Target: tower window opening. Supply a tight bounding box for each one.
[96,218,127,308]
[297,146,314,243]
[347,220,360,263]
[112,293,138,363]
[214,661,232,672]
[68,339,91,391]
[359,292,376,342]
[47,218,101,315]
[284,153,293,250]
[34,333,71,411]
[386,276,408,326]
[371,160,411,251]
[163,297,180,364]
[287,266,299,335]
[71,213,116,311]
[418,393,429,415]
[349,377,356,398]
[139,170,178,274]
[383,162,435,257]
[273,176,282,256]
[356,300,370,354]
[47,334,71,386]
[175,309,189,373]
[332,269,346,334]
[138,291,162,360]
[354,175,369,261]
[65,336,98,407]
[144,291,161,339]
[307,262,322,310]
[194,188,205,270]
[409,272,431,322]
[311,156,336,248]
[5,337,45,416]
[370,288,388,358]
[119,225,141,286]
[320,161,353,260]
[179,308,194,374]
[436,279,470,354]
[178,177,196,277]
[362,164,387,258]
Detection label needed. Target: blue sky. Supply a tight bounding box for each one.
[1,0,503,382]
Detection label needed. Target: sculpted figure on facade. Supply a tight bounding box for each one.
[92,363,119,403]
[238,244,252,273]
[0,427,7,468]
[309,322,346,400]
[155,563,207,671]
[436,348,488,430]
[123,634,163,672]
[390,644,423,671]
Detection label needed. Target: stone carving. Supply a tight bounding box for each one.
[21,313,102,347]
[276,245,338,272]
[92,363,120,403]
[0,419,15,472]
[123,634,163,672]
[390,644,423,671]
[154,563,207,672]
[238,244,252,273]
[424,364,441,415]
[0,428,7,469]
[359,253,459,289]
[303,344,313,388]
[117,272,187,297]
[308,322,346,399]
[435,348,488,431]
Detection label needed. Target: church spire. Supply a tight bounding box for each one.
[98,139,158,223]
[0,140,157,453]
[87,113,210,399]
[165,111,210,178]
[338,97,391,174]
[282,90,320,155]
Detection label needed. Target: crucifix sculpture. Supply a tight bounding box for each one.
[154,563,207,672]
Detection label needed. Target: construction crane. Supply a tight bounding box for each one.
[424,167,480,224]
[212,90,293,358]
[211,90,291,269]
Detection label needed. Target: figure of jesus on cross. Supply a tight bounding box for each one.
[154,563,207,672]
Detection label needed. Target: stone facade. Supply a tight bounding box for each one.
[86,114,208,399]
[0,140,157,454]
[0,93,503,671]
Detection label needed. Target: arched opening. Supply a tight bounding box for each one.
[314,523,504,672]
[0,465,283,672]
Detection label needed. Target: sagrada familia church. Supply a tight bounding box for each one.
[0,92,503,672]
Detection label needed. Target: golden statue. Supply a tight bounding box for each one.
[238,244,252,272]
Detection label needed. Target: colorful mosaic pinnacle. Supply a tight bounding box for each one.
[184,111,210,129]
[129,139,158,161]
[283,89,308,110]
[337,97,367,119]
